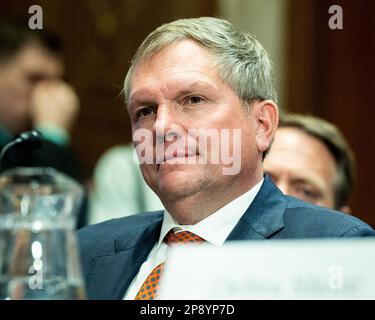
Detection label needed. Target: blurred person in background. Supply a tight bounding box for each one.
[0,22,83,182]
[88,143,163,224]
[264,113,355,213]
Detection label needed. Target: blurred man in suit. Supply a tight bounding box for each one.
[264,113,355,213]
[88,143,163,224]
[78,17,375,300]
[0,23,83,181]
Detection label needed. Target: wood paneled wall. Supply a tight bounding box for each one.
[287,0,375,225]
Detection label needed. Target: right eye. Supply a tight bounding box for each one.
[294,185,320,202]
[135,107,156,120]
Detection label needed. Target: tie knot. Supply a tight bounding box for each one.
[165,230,204,245]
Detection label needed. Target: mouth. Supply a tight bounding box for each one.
[157,151,199,170]
[164,152,197,162]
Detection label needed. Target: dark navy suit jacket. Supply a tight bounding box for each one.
[78,175,375,299]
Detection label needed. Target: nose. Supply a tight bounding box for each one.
[153,104,183,144]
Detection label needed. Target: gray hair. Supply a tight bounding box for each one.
[124,17,277,105]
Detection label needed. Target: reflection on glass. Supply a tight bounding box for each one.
[0,167,86,299]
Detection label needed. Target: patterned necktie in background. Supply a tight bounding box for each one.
[134,230,204,300]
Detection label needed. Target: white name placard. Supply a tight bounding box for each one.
[158,239,375,300]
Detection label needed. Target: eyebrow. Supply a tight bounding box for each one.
[266,170,324,191]
[290,177,324,192]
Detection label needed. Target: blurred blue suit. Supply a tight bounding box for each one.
[78,175,375,299]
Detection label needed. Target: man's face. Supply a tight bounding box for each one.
[128,40,264,216]
[0,42,63,133]
[264,127,337,208]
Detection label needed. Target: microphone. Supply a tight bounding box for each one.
[0,130,44,170]
[13,130,43,149]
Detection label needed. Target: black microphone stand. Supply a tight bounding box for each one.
[0,130,43,172]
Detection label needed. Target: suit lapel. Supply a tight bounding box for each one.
[84,177,287,298]
[227,175,287,241]
[86,217,163,300]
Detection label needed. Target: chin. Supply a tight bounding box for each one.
[156,167,204,200]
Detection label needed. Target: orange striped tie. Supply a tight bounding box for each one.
[134,230,204,300]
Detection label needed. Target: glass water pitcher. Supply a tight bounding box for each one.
[0,167,86,299]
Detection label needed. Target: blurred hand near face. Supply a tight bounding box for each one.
[30,81,80,132]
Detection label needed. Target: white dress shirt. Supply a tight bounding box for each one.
[123,178,264,299]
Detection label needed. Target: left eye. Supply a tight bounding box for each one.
[187,96,204,104]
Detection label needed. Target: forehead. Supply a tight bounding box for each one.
[129,40,220,98]
[272,127,330,155]
[13,43,64,77]
[266,127,337,179]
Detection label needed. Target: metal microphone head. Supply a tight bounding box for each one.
[16,130,43,148]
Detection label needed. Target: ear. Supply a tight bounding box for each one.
[254,100,279,153]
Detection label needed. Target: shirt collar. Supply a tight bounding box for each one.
[158,178,264,247]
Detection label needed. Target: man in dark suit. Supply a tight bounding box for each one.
[78,17,375,300]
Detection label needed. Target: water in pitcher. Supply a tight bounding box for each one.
[0,167,86,300]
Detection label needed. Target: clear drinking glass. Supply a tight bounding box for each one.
[0,167,86,299]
